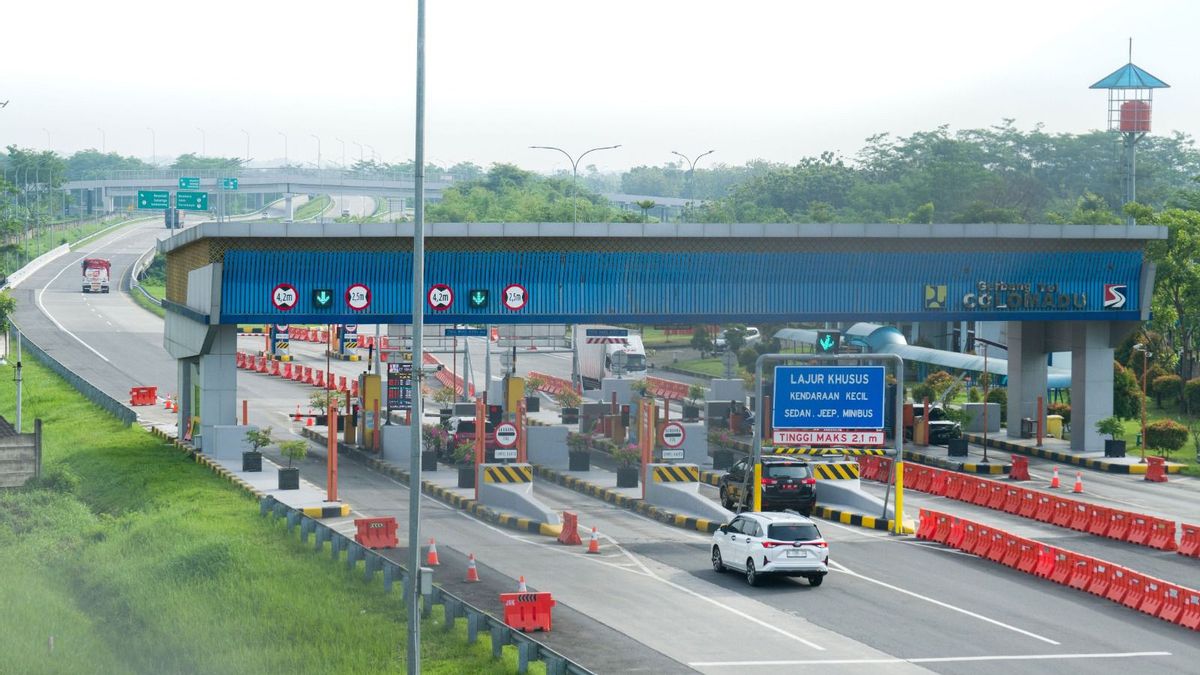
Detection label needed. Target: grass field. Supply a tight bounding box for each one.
[0,356,539,674]
[294,195,332,221]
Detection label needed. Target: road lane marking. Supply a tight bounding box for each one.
[828,560,1060,645]
[689,651,1171,667]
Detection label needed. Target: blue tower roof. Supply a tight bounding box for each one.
[1090,62,1170,90]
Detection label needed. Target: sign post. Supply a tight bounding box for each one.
[136,190,170,209]
[494,421,518,463]
[176,191,209,211]
[660,421,686,461]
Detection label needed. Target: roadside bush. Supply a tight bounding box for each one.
[910,383,935,403]
[1047,402,1071,426]
[1112,362,1141,420]
[1152,374,1182,408]
[967,387,981,403]
[1145,419,1188,452]
[737,347,758,372]
[1186,378,1200,415]
[985,388,1007,419]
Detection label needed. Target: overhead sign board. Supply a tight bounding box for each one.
[494,422,518,448]
[137,190,170,209]
[585,328,628,337]
[773,430,885,446]
[772,365,885,431]
[176,191,209,211]
[220,177,239,190]
[179,177,200,189]
[660,422,686,449]
[345,283,371,311]
[502,284,528,311]
[444,328,487,337]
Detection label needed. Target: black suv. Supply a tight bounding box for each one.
[718,456,816,515]
[905,404,962,446]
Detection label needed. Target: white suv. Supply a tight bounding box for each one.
[711,512,828,587]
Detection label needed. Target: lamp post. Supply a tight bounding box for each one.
[1133,342,1151,462]
[277,131,288,167]
[311,134,322,170]
[241,129,250,162]
[367,145,377,162]
[670,149,714,222]
[973,337,1008,464]
[529,144,621,224]
[353,141,363,164]
[335,137,346,168]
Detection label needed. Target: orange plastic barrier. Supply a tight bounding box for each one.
[972,479,992,507]
[1009,454,1030,481]
[1034,545,1055,578]
[1088,560,1114,596]
[1050,497,1072,528]
[1122,572,1147,610]
[1106,568,1129,604]
[942,472,963,500]
[1018,490,1038,519]
[970,525,993,557]
[1145,456,1169,483]
[1107,510,1130,541]
[645,376,690,401]
[933,513,954,544]
[1141,579,1166,616]
[283,363,293,379]
[1069,502,1091,532]
[960,521,979,553]
[1016,539,1038,574]
[1033,494,1054,523]
[929,469,947,496]
[946,518,965,548]
[1159,584,1184,624]
[558,512,583,546]
[1128,516,1150,546]
[353,517,399,549]
[1048,550,1072,584]
[1068,555,1093,590]
[270,360,281,376]
[313,370,326,389]
[917,509,936,540]
[1087,504,1110,537]
[129,386,158,406]
[986,531,1006,563]
[1002,486,1022,515]
[914,466,933,493]
[501,592,556,632]
[1147,519,1177,551]
[351,380,360,399]
[1000,534,1022,567]
[1179,523,1200,558]
[1181,591,1200,630]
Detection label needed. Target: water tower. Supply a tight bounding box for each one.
[1089,43,1169,224]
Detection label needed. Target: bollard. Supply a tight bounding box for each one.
[421,567,434,618]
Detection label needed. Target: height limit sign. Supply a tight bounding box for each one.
[772,365,885,445]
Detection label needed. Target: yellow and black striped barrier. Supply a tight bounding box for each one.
[812,463,860,480]
[483,465,533,484]
[770,447,887,456]
[653,465,699,483]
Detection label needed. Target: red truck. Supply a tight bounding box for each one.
[81,258,111,293]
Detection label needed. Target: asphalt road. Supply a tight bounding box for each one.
[11,218,1200,674]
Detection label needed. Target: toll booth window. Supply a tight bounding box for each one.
[768,524,821,542]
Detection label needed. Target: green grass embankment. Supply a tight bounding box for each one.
[0,357,537,673]
[293,195,331,221]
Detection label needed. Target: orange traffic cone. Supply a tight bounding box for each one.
[1049,466,1060,489]
[586,526,601,554]
[163,395,172,410]
[305,416,314,427]
[426,538,440,566]
[1072,471,1084,494]
[171,398,178,413]
[465,554,480,583]
[517,575,527,592]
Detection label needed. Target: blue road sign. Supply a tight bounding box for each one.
[444,328,487,337]
[772,365,885,430]
[585,328,628,337]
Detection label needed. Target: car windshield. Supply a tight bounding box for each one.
[455,421,495,434]
[768,523,821,541]
[765,464,810,479]
[624,355,646,371]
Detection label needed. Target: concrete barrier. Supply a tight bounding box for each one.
[381,424,415,465]
[477,463,560,524]
[817,473,894,520]
[644,463,734,523]
[526,426,569,470]
[203,424,258,460]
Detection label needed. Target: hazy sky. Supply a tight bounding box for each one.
[3,0,1196,172]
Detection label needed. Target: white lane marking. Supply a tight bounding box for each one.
[35,221,152,363]
[690,651,1172,667]
[828,560,1060,645]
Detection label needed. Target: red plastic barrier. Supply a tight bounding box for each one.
[236,352,246,368]
[1122,572,1147,610]
[356,335,365,348]
[959,521,979,553]
[283,363,293,379]
[972,479,992,507]
[1107,510,1130,541]
[1159,584,1184,624]
[1128,516,1151,546]
[877,458,893,485]
[313,370,325,389]
[350,380,360,399]
[933,514,954,544]
[1009,454,1030,481]
[955,476,975,503]
[129,386,158,406]
[1106,567,1129,604]
[1034,546,1055,578]
[1147,519,1177,552]
[929,469,947,496]
[501,592,556,632]
[270,360,281,376]
[903,463,917,489]
[917,509,936,540]
[1033,494,1054,523]
[1018,490,1038,519]
[1049,550,1072,584]
[1050,497,1073,528]
[645,376,691,401]
[986,531,1007,563]
[1087,504,1110,537]
[338,376,348,393]
[557,512,583,546]
[1145,456,1169,483]
[1179,523,1200,558]
[943,472,963,500]
[1088,560,1114,596]
[1069,502,1091,532]
[946,518,965,548]
[914,466,933,493]
[970,525,993,557]
[1068,555,1093,590]
[353,517,399,549]
[1000,535,1022,568]
[1016,539,1038,573]
[1141,578,1166,616]
[1181,591,1200,630]
[858,456,877,481]
[256,356,268,373]
[1002,486,1022,515]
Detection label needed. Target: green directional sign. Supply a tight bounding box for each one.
[220,177,238,190]
[816,330,841,354]
[468,289,489,309]
[312,288,334,309]
[176,191,209,211]
[179,176,200,189]
[137,190,170,209]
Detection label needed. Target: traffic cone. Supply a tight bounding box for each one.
[586,526,601,554]
[305,416,314,427]
[1049,467,1060,489]
[163,396,172,410]
[465,554,480,583]
[171,398,178,413]
[517,575,527,592]
[426,538,440,566]
[1072,471,1084,494]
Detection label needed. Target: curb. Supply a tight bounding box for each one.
[963,434,1184,475]
[533,465,722,534]
[298,427,561,538]
[903,449,1010,475]
[814,505,914,534]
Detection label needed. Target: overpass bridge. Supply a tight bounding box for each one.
[157,220,1162,454]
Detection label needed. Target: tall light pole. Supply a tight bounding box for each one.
[146,127,156,166]
[973,336,1007,463]
[367,144,377,162]
[97,128,106,154]
[670,149,714,219]
[277,131,288,167]
[1133,342,1151,462]
[407,1,428,671]
[335,137,347,168]
[240,129,250,163]
[353,141,364,164]
[197,127,207,156]
[310,134,322,170]
[529,144,621,224]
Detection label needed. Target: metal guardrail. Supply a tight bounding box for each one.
[10,327,137,426]
[65,167,465,185]
[259,496,592,675]
[129,246,162,307]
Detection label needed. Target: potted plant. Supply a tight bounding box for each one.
[941,407,973,458]
[683,384,705,422]
[452,439,476,488]
[309,390,348,431]
[614,444,641,488]
[631,379,651,400]
[421,424,445,470]
[523,375,544,413]
[1096,416,1126,458]
[432,386,457,428]
[566,432,593,471]
[277,440,307,490]
[243,426,272,472]
[556,388,582,425]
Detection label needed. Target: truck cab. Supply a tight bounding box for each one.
[81,258,111,293]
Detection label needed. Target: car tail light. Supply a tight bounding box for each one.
[806,540,828,548]
[761,540,785,548]
[760,477,777,486]
[802,478,816,486]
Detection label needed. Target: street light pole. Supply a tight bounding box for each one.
[1134,342,1151,462]
[311,134,321,170]
[670,149,714,222]
[353,141,363,164]
[529,144,621,224]
[335,137,346,168]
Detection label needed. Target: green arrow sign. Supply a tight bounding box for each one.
[176,191,209,211]
[468,289,489,309]
[136,190,170,209]
[816,330,841,354]
[313,288,334,309]
[179,177,200,189]
[220,177,238,190]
